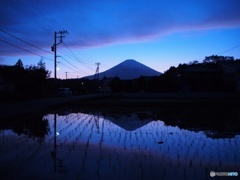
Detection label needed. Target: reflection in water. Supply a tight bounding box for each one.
[0,116,50,143]
[0,111,239,179]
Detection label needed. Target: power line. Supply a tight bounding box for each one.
[0,38,54,61]
[61,42,95,71]
[60,56,88,75]
[10,0,55,34]
[27,0,62,29]
[58,45,94,68]
[64,34,101,62]
[217,44,240,55]
[0,34,85,78]
[59,62,87,76]
[184,43,240,65]
[0,29,53,54]
[0,31,86,77]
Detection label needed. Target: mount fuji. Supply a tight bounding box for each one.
[85,59,162,80]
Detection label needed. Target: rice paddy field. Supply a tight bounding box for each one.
[0,108,239,179]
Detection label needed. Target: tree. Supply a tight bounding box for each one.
[203,55,234,64]
[13,59,26,84]
[37,58,51,78]
[137,76,146,91]
[26,59,50,86]
[110,77,121,93]
[188,60,199,65]
[38,58,46,69]
[15,59,24,69]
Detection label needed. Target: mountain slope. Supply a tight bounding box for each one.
[85,59,162,80]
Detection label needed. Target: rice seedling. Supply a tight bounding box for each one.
[1,109,240,179]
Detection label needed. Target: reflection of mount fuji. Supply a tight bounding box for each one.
[1,106,239,139]
[81,106,240,139]
[85,59,162,80]
[105,113,152,131]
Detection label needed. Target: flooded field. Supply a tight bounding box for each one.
[0,108,240,179]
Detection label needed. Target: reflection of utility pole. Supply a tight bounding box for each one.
[52,30,69,79]
[52,113,57,172]
[94,62,100,80]
[65,72,68,79]
[51,113,65,173]
[94,114,100,133]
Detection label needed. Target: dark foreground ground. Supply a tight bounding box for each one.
[1,92,240,124]
[0,93,109,121]
[77,92,240,107]
[1,92,240,119]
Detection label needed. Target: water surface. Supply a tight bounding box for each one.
[0,109,239,179]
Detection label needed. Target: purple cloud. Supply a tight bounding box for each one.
[1,0,240,56]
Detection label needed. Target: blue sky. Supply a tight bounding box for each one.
[1,0,240,79]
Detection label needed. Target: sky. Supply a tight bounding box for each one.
[1,0,240,79]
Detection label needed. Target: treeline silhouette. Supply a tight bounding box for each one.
[109,55,240,93]
[45,55,240,94]
[0,59,50,99]
[1,55,240,100]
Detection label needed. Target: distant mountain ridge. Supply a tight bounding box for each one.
[85,59,162,80]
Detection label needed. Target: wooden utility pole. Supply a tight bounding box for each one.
[65,72,68,79]
[52,30,68,79]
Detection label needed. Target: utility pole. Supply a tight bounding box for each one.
[94,62,100,80]
[65,72,68,79]
[52,30,69,79]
